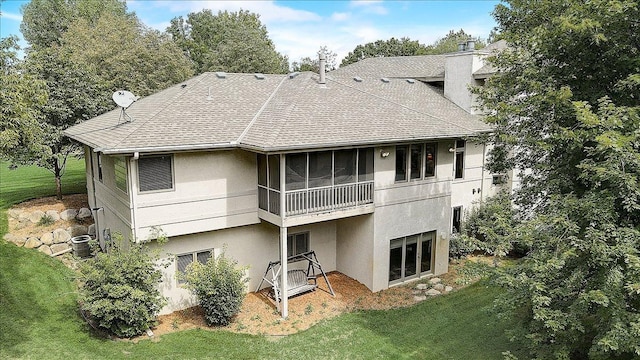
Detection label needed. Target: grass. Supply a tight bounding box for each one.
[0,159,526,359]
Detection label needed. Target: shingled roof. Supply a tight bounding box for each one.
[66,58,492,154]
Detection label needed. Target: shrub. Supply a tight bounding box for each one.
[448,232,478,259]
[37,214,54,226]
[78,234,167,338]
[183,250,248,326]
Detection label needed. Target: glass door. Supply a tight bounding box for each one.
[389,231,435,284]
[420,232,433,275]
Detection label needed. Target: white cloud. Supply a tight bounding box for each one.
[349,0,388,15]
[331,12,351,21]
[1,12,23,22]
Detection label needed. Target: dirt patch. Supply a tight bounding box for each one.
[8,194,91,238]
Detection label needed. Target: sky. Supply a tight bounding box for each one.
[0,0,501,64]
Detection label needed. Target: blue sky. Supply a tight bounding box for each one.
[1,0,500,63]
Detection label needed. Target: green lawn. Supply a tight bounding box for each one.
[0,160,525,359]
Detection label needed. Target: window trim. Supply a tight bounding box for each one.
[137,155,175,194]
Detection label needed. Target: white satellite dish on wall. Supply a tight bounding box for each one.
[112,90,137,123]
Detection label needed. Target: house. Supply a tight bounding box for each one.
[64,40,507,317]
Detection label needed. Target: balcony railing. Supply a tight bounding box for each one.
[259,181,374,217]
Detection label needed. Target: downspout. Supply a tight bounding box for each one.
[480,143,486,204]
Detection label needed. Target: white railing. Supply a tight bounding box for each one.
[285,181,374,216]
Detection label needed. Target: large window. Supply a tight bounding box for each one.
[389,232,434,284]
[176,250,212,284]
[287,232,309,256]
[395,143,437,182]
[138,155,173,192]
[114,156,127,193]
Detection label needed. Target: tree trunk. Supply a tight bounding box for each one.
[55,162,63,200]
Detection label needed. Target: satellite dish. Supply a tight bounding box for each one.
[112,90,137,123]
[112,90,137,108]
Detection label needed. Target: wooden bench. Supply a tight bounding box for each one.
[275,269,316,300]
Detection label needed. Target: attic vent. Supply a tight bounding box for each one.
[215,72,227,79]
[381,78,390,83]
[406,78,415,84]
[254,73,265,80]
[353,76,363,82]
[288,72,300,79]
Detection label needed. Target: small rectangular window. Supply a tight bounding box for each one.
[452,206,462,233]
[454,151,464,179]
[176,250,212,284]
[138,155,173,192]
[492,174,506,185]
[410,144,422,180]
[97,153,103,183]
[114,156,127,193]
[395,146,408,181]
[287,232,309,256]
[425,143,436,177]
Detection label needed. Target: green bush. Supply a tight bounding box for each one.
[78,234,167,338]
[448,232,478,259]
[183,250,248,326]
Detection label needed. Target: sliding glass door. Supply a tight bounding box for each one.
[389,231,434,285]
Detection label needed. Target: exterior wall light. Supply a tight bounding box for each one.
[380,150,390,158]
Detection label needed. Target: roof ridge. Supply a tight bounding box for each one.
[327,78,477,133]
[235,75,288,145]
[112,74,209,150]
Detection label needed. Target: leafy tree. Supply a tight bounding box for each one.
[477,0,640,358]
[0,37,48,165]
[14,0,192,199]
[167,9,289,74]
[291,46,338,73]
[424,29,486,54]
[340,37,428,67]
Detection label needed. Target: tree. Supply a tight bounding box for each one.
[424,29,485,54]
[167,9,289,74]
[0,37,48,165]
[340,37,428,67]
[15,0,193,199]
[477,0,640,358]
[291,46,338,73]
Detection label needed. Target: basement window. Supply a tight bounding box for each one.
[176,250,212,284]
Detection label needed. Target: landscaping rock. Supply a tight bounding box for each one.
[426,289,441,296]
[7,209,22,219]
[41,232,54,245]
[412,290,423,295]
[67,225,88,237]
[18,212,30,223]
[39,245,53,256]
[428,277,442,285]
[77,207,92,220]
[415,283,428,290]
[29,210,46,224]
[445,286,454,293]
[13,221,28,230]
[434,283,445,291]
[51,243,71,254]
[414,295,427,302]
[88,224,96,237]
[45,210,60,222]
[60,209,78,221]
[24,237,42,249]
[4,233,26,247]
[53,228,71,244]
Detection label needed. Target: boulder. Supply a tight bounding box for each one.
[4,233,26,247]
[434,283,445,291]
[428,277,442,285]
[51,243,71,254]
[67,225,88,237]
[45,210,60,222]
[426,289,441,296]
[445,286,454,293]
[414,295,427,302]
[41,232,54,245]
[7,209,22,219]
[77,208,92,220]
[53,228,71,244]
[13,221,28,230]
[38,245,53,256]
[88,224,96,237]
[59,209,78,221]
[29,210,46,224]
[415,283,428,290]
[18,212,30,223]
[24,238,42,249]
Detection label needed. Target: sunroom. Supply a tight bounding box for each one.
[257,147,375,226]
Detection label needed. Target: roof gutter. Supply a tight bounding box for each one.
[97,142,237,155]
